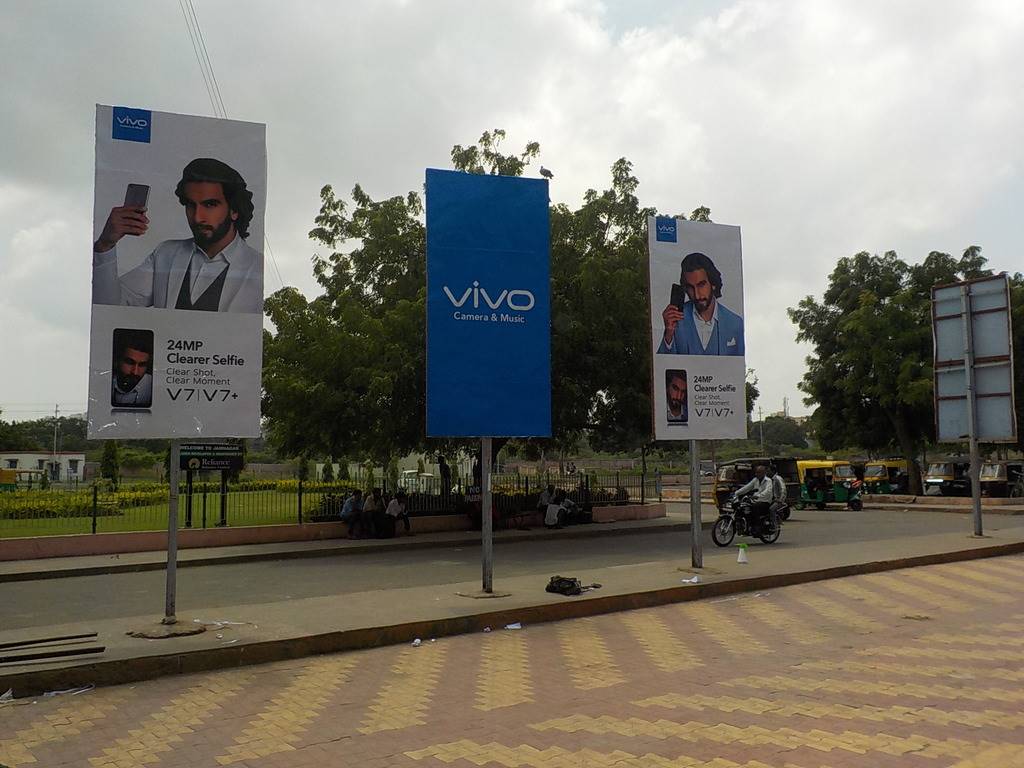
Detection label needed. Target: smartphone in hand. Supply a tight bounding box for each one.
[670,283,687,310]
[124,183,150,209]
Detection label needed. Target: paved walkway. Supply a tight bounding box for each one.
[2,553,1023,767]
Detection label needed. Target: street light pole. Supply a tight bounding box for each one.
[758,407,764,453]
[51,404,59,483]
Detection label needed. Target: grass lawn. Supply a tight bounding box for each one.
[0,490,341,539]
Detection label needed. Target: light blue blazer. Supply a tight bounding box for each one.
[658,301,744,356]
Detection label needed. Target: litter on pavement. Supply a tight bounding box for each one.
[43,684,94,698]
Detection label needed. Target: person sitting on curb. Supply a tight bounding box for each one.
[385,489,411,537]
[545,489,567,529]
[341,489,363,538]
[360,487,383,538]
[560,492,583,525]
[537,484,556,516]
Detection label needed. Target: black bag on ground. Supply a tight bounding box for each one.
[546,575,583,596]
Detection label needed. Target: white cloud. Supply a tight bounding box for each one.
[1,0,1022,422]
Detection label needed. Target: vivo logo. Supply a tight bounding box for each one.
[116,115,148,130]
[112,106,152,143]
[443,281,535,311]
[655,215,678,242]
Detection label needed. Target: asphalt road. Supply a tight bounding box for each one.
[2,506,1021,630]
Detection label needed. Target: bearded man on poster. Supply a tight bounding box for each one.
[658,251,744,356]
[92,158,263,314]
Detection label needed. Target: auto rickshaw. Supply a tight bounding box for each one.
[714,457,799,511]
[980,461,1024,498]
[923,459,971,496]
[714,458,768,510]
[0,468,16,492]
[797,460,862,510]
[862,459,910,495]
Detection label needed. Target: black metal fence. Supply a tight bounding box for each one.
[0,472,658,539]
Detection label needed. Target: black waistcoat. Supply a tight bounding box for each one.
[176,258,229,311]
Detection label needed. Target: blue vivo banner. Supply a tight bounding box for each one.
[426,169,551,437]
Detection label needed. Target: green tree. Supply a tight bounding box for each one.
[263,130,714,462]
[762,416,808,449]
[100,441,120,485]
[321,458,334,482]
[0,410,44,451]
[296,455,310,481]
[745,368,760,418]
[789,247,993,492]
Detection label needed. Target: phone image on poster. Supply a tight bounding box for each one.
[665,368,688,425]
[123,183,150,210]
[110,328,154,410]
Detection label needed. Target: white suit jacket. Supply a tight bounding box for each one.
[92,235,263,314]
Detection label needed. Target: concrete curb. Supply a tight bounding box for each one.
[3,537,1023,697]
[0,520,709,584]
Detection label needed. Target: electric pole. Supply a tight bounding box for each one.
[758,406,765,453]
[52,404,59,483]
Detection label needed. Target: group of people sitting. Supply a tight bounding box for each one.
[536,484,589,529]
[340,488,410,539]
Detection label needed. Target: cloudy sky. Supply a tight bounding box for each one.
[1,0,1022,425]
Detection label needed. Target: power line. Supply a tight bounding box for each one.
[264,234,285,288]
[177,1,285,290]
[185,0,227,117]
[178,0,220,117]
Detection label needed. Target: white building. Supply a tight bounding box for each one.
[0,451,87,482]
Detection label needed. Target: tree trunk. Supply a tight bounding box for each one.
[888,409,922,495]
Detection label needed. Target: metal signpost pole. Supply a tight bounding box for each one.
[163,439,181,624]
[689,439,703,568]
[961,284,983,537]
[481,437,493,593]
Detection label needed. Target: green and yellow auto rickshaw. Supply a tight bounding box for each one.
[798,460,863,510]
[862,459,910,495]
[923,459,971,496]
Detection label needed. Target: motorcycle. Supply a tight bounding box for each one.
[711,493,783,546]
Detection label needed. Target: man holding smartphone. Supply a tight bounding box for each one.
[658,251,744,356]
[92,158,263,313]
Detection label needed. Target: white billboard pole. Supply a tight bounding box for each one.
[960,284,983,536]
[163,439,180,623]
[689,440,702,567]
[481,437,493,593]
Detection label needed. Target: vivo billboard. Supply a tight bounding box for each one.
[425,169,551,437]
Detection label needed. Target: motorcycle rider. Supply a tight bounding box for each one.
[733,464,774,531]
[768,464,787,525]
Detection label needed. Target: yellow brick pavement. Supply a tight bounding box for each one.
[3,553,1024,768]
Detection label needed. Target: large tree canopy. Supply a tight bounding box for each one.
[788,247,1023,492]
[262,130,716,463]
